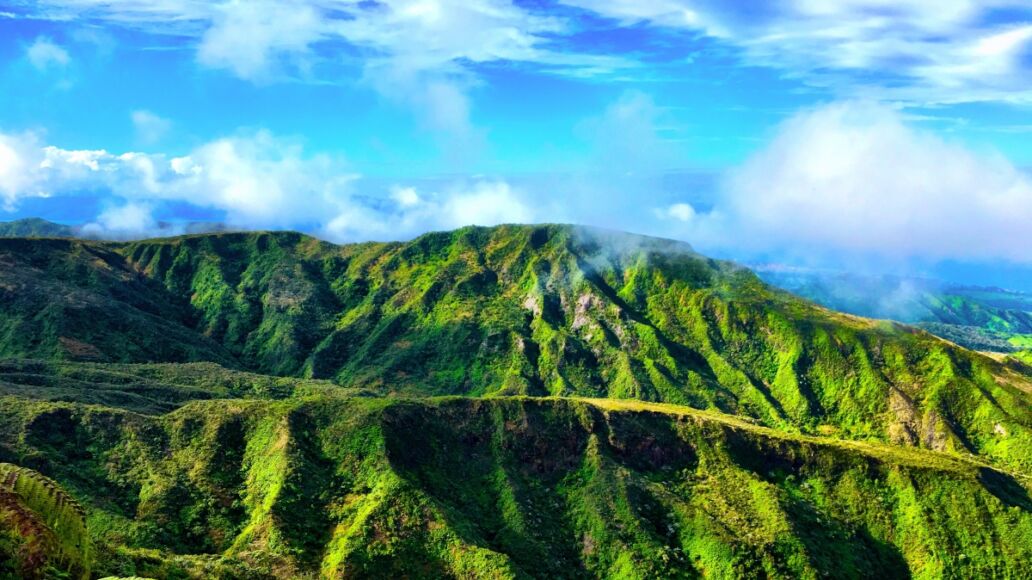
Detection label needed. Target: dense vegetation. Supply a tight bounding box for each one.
[0,224,1030,577]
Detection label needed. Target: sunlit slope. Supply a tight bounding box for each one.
[2,225,1032,472]
[0,395,1029,578]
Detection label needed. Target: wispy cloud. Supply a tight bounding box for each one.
[26,36,70,70]
[561,0,1032,105]
[25,1,634,80]
[131,110,172,145]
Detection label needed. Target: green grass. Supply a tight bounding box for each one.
[4,225,1031,471]
[0,394,1030,578]
[1,225,1032,577]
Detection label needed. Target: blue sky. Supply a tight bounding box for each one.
[2,1,1032,287]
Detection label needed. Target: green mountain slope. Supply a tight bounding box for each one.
[3,226,1031,471]
[0,238,237,365]
[0,218,78,239]
[1,224,1032,577]
[0,393,1029,579]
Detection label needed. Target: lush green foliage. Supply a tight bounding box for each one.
[6,226,1030,467]
[1,224,1031,577]
[1,394,1030,578]
[0,462,91,578]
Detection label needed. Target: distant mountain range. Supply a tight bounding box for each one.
[756,266,1032,352]
[0,216,232,240]
[0,217,79,238]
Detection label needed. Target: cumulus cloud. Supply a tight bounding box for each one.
[83,201,157,236]
[26,36,70,70]
[131,110,172,145]
[0,132,44,209]
[443,181,533,228]
[323,179,534,241]
[0,128,358,227]
[678,101,1032,263]
[0,127,536,241]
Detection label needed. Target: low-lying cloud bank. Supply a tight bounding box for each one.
[658,101,1032,264]
[0,129,537,241]
[3,101,1032,265]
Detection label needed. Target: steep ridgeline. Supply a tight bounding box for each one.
[0,395,1030,578]
[2,226,1032,473]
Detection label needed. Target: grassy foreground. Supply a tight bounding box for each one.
[0,388,1030,578]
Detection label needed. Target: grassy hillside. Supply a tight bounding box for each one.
[0,393,1029,578]
[0,238,237,365]
[0,359,361,415]
[1,224,1032,577]
[3,225,1030,470]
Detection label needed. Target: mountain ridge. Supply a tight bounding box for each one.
[2,223,1032,577]
[2,224,1031,471]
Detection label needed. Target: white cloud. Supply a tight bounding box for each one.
[0,127,534,241]
[24,0,643,150]
[442,180,532,228]
[131,110,172,145]
[154,131,360,226]
[22,0,1032,106]
[9,96,1032,266]
[197,0,324,80]
[323,179,534,241]
[679,101,1032,262]
[0,132,45,209]
[562,0,1032,104]
[391,186,421,207]
[656,202,695,222]
[0,128,359,228]
[26,36,70,70]
[85,201,157,235]
[29,0,627,80]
